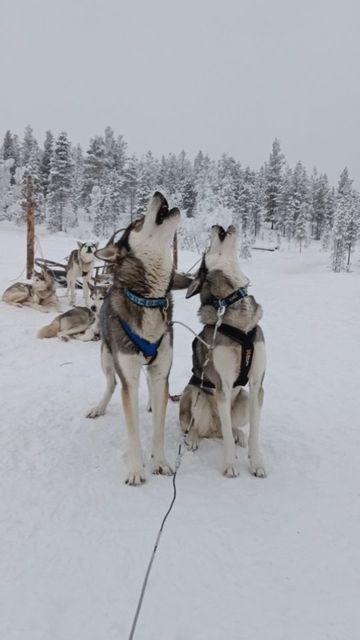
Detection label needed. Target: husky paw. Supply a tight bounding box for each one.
[233,428,247,447]
[60,335,70,342]
[86,406,105,418]
[249,455,267,478]
[223,462,240,478]
[125,469,146,486]
[152,459,173,476]
[185,434,199,451]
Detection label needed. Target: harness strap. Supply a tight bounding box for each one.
[190,324,257,389]
[207,286,248,310]
[119,319,164,364]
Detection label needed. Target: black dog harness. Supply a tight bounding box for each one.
[189,324,257,390]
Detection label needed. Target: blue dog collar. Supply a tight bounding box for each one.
[124,287,168,309]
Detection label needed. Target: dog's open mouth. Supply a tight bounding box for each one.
[212,225,227,242]
[154,192,180,225]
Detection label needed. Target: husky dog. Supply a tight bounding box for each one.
[179,225,266,478]
[66,242,98,306]
[87,192,181,485]
[2,269,59,312]
[37,284,107,341]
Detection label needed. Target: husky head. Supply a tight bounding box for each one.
[88,283,108,314]
[32,269,54,292]
[95,192,180,270]
[186,225,249,300]
[77,241,99,263]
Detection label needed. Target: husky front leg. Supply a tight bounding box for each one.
[216,389,239,477]
[248,342,266,477]
[66,273,76,305]
[83,275,91,306]
[147,359,173,476]
[120,355,145,485]
[87,343,117,417]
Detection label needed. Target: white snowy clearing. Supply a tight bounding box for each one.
[1,222,360,640]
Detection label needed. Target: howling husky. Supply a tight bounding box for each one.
[87,192,182,485]
[66,241,98,306]
[179,225,267,478]
[2,269,59,312]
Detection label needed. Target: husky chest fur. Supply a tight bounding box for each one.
[180,225,267,478]
[87,192,181,486]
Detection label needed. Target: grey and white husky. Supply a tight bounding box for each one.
[66,241,98,306]
[2,269,59,312]
[87,192,183,486]
[179,225,267,478]
[37,284,107,341]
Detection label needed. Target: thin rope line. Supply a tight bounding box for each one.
[127,444,182,640]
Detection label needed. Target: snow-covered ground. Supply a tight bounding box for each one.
[1,222,360,640]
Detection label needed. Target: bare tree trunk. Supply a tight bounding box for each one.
[26,175,34,279]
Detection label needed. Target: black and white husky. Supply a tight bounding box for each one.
[66,242,98,306]
[86,192,184,486]
[180,225,267,478]
[37,284,107,341]
[2,269,59,312]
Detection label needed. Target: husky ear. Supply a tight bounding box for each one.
[185,276,204,298]
[96,244,125,263]
[185,256,207,298]
[77,241,83,250]
[88,281,95,293]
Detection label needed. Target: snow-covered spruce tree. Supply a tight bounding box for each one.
[123,155,138,220]
[82,135,106,209]
[39,130,54,200]
[310,169,330,241]
[252,166,266,238]
[237,167,256,259]
[322,187,336,250]
[91,185,105,237]
[294,201,310,252]
[331,168,357,272]
[47,132,73,232]
[20,125,42,223]
[3,130,19,186]
[265,138,284,229]
[136,152,160,215]
[70,144,84,223]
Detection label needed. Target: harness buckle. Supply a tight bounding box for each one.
[217,303,225,317]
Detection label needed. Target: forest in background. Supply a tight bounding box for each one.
[0,126,359,271]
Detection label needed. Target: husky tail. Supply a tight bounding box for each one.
[37,319,60,338]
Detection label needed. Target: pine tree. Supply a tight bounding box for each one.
[48,132,73,231]
[294,202,309,252]
[265,139,284,229]
[331,168,357,272]
[82,135,106,208]
[40,130,54,200]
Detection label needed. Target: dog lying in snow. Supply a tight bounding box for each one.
[179,224,267,478]
[66,241,98,306]
[37,284,107,341]
[2,269,59,312]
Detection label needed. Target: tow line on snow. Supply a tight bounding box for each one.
[127,438,186,640]
[128,311,224,639]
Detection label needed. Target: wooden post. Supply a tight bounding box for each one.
[26,175,35,279]
[173,231,178,271]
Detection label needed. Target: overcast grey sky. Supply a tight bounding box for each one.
[1,0,359,184]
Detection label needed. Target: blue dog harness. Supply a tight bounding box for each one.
[119,287,169,363]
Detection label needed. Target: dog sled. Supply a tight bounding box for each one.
[34,257,108,288]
